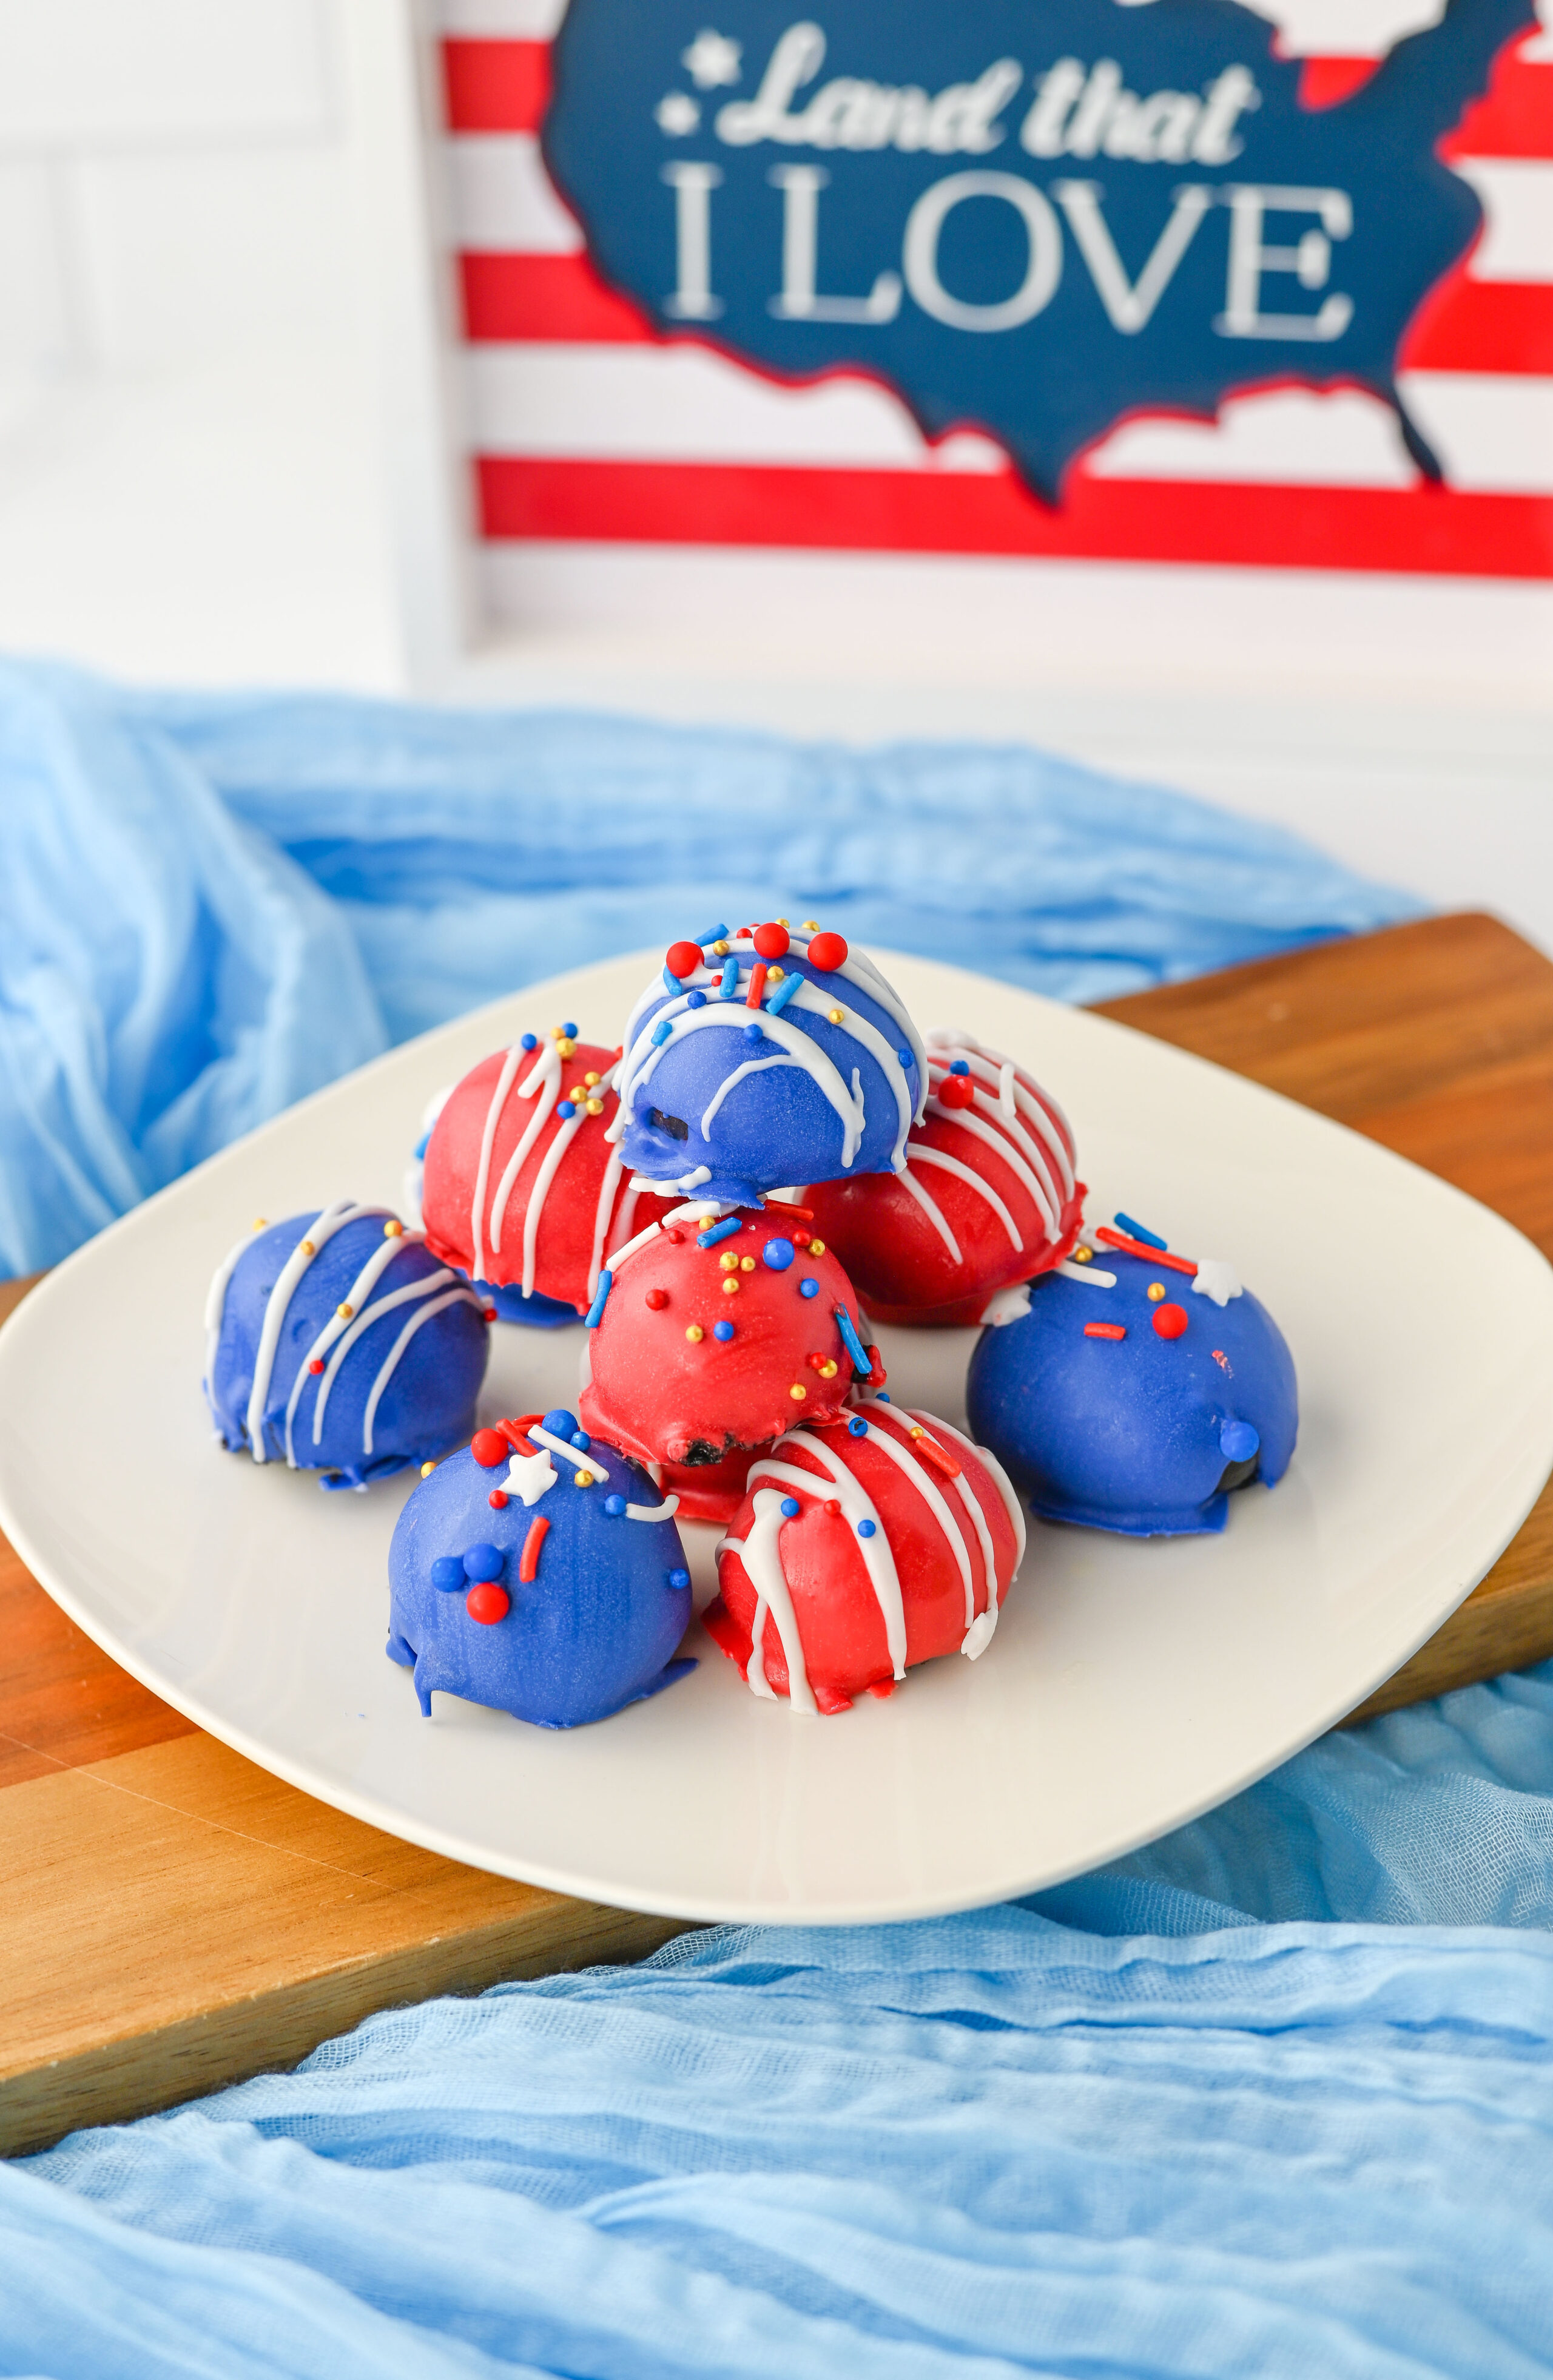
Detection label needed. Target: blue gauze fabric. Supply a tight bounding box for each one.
[7,655,1548,2376]
[0,656,1420,1274]
[10,1665,1553,2378]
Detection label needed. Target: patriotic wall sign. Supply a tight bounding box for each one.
[442,0,1553,580]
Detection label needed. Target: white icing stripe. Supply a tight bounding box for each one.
[487,1042,559,1257]
[756,1436,908,1683]
[719,1486,818,1712]
[792,933,928,1124]
[284,1228,428,1464]
[930,1413,1026,1581]
[928,1089,1059,1237]
[855,1413,976,1631]
[998,1061,1017,1120]
[605,1216,664,1275]
[470,1046,526,1282]
[203,1231,254,1393]
[962,1079,1064,1227]
[312,1266,459,1447]
[907,1405,999,1653]
[1056,1260,1117,1286]
[361,1286,483,1455]
[589,1151,625,1300]
[244,1200,379,1464]
[624,1003,865,1169]
[906,1143,1022,1251]
[520,1105,585,1297]
[530,1422,601,1473]
[625,1495,680,1521]
[926,1030,1077,1195]
[699,1052,808,1137]
[786,976,914,1169]
[898,1160,962,1266]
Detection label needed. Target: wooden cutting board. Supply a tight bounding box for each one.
[1,908,1548,2155]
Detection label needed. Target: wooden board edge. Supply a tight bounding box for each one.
[0,1898,695,2159]
[1346,1568,1553,1724]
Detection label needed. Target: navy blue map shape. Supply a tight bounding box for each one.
[542,0,1532,501]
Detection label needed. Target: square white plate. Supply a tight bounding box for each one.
[2,950,1551,1926]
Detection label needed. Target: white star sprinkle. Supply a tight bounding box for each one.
[504,1445,558,1506]
[681,28,741,88]
[655,89,701,135]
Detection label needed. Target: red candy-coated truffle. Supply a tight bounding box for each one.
[471,1427,510,1468]
[752,922,790,959]
[1153,1302,1189,1339]
[665,940,704,979]
[706,1404,1024,1714]
[806,931,848,971]
[579,1217,866,1467]
[802,1027,1085,1328]
[422,1036,672,1314]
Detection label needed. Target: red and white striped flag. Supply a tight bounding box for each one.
[437,0,1552,581]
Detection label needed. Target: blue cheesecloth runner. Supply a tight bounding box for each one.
[5,655,1553,2375]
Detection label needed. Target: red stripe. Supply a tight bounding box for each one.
[517,1515,549,1583]
[1298,57,1382,109]
[460,252,650,343]
[476,455,1553,578]
[1401,268,1553,373]
[1441,32,1553,160]
[460,248,1550,372]
[442,39,550,134]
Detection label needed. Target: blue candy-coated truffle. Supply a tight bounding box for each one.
[388,1436,695,1727]
[206,1206,488,1490]
[618,944,923,1206]
[966,1247,1298,1537]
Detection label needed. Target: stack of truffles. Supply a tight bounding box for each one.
[203,922,1298,1728]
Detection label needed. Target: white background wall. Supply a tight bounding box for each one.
[0,0,1545,952]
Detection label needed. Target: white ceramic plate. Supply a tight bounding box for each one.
[3,950,1552,1925]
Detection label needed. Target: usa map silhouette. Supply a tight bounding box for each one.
[542,0,1534,501]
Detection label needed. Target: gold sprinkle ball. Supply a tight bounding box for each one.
[739,1255,755,1272]
[556,1036,577,1058]
[1147,1282,1167,1302]
[790,1383,807,1400]
[809,1238,826,1257]
[820,1358,838,1379]
[719,1249,739,1271]
[583,1070,600,1087]
[828,1007,843,1024]
[1074,1245,1093,1263]
[300,1239,316,1256]
[585,1097,604,1116]
[574,1469,595,1487]
[686,1324,704,1342]
[383,1219,403,1237]
[252,1217,268,1231]
[723,1277,740,1296]
[337,1302,354,1320]
[420,1461,436,1478]
[803,919,819,931]
[777,917,790,928]
[712,939,730,956]
[768,965,785,982]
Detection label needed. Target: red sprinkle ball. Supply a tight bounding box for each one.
[308,1358,326,1375]
[938,1075,975,1110]
[645,1287,669,1310]
[465,1581,510,1625]
[471,1427,509,1468]
[1153,1303,1189,1340]
[666,939,704,979]
[752,922,790,959]
[488,1488,509,1509]
[807,930,848,971]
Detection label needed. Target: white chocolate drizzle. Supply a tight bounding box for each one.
[904,1142,1022,1250]
[284,1225,431,1462]
[242,1199,387,1464]
[1056,1259,1117,1286]
[360,1285,482,1455]
[625,1495,681,1522]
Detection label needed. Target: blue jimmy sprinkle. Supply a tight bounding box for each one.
[661,964,680,993]
[650,1019,674,1047]
[766,971,803,1016]
[718,958,739,998]
[693,924,729,947]
[583,1270,612,1330]
[1115,1212,1168,1249]
[698,1216,742,1249]
[834,1304,873,1375]
[413,1131,431,1160]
